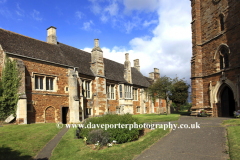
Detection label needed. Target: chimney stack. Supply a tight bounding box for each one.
[133,59,140,72]
[154,68,160,79]
[47,26,57,45]
[91,39,104,76]
[94,39,99,47]
[149,72,154,80]
[124,53,132,83]
[149,68,160,81]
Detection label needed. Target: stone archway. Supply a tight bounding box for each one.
[45,106,56,123]
[220,86,235,117]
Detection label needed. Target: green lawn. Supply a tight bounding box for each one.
[51,127,170,160]
[222,119,240,160]
[51,113,183,160]
[0,123,62,160]
[132,113,181,123]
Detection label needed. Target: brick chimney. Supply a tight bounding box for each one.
[133,59,140,72]
[91,39,104,77]
[47,26,57,45]
[124,53,132,83]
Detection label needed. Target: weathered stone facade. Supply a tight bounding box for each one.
[0,27,167,124]
[191,0,240,117]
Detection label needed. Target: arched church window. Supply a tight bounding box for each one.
[220,48,229,69]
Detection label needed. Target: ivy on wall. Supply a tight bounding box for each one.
[0,57,21,120]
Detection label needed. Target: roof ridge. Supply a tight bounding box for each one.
[0,28,56,46]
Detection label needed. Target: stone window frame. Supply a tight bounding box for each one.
[145,107,147,113]
[124,85,132,99]
[119,84,123,99]
[106,83,115,100]
[64,86,69,93]
[214,44,231,72]
[81,79,92,99]
[137,106,140,113]
[133,88,138,101]
[32,72,58,92]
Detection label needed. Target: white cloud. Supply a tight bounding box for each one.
[84,0,192,84]
[88,0,102,14]
[31,9,42,21]
[16,3,24,17]
[82,20,94,30]
[143,20,158,27]
[104,1,119,16]
[75,11,83,19]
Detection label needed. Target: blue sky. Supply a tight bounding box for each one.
[0,0,192,87]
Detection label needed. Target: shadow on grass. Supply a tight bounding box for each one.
[171,111,191,116]
[0,146,33,160]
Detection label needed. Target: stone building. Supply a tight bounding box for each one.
[0,27,166,124]
[190,0,240,117]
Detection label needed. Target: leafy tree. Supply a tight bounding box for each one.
[170,77,190,111]
[147,76,172,115]
[0,57,21,121]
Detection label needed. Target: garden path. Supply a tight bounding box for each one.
[134,116,232,160]
[35,127,69,160]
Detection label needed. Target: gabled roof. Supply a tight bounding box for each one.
[0,28,150,88]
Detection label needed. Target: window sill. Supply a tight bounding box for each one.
[34,89,57,93]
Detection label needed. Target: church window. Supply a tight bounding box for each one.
[220,48,229,70]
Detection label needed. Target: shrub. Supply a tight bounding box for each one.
[87,129,110,146]
[80,114,143,144]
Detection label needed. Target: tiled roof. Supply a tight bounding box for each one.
[0,28,150,87]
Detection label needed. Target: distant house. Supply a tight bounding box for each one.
[0,26,166,124]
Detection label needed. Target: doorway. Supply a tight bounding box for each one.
[62,107,69,124]
[221,86,235,117]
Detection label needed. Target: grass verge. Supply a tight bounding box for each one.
[0,123,62,160]
[222,119,240,160]
[51,127,170,160]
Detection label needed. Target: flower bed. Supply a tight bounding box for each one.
[79,114,143,150]
[233,110,240,118]
[198,110,209,117]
